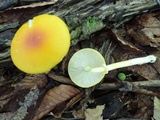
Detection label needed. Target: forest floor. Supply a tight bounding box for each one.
[0,0,160,120]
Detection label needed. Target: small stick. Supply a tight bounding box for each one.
[99,80,160,91]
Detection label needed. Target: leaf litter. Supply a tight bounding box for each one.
[0,1,160,120]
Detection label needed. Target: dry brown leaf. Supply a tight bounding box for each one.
[48,71,74,85]
[85,105,105,120]
[32,84,82,120]
[113,29,144,54]
[128,62,159,80]
[132,95,153,119]
[126,13,160,48]
[53,91,84,118]
[13,74,48,89]
[138,13,160,47]
[72,108,85,119]
[127,28,151,46]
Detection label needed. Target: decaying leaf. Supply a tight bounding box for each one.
[153,96,160,120]
[138,13,160,47]
[113,29,144,54]
[48,71,74,85]
[53,91,84,118]
[32,84,83,120]
[85,105,105,120]
[128,63,160,80]
[72,108,85,119]
[127,27,151,46]
[127,13,160,48]
[13,74,48,89]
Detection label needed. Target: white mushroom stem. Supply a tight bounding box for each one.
[84,55,157,73]
[85,65,106,73]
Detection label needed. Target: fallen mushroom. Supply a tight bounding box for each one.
[11,14,70,74]
[68,48,157,88]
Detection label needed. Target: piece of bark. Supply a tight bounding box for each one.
[0,74,48,120]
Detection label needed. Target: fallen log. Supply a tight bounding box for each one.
[0,0,159,67]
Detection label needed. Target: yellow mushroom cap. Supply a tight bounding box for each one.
[11,14,70,74]
[68,48,106,88]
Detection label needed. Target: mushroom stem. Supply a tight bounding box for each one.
[104,55,157,73]
[84,55,157,74]
[84,65,106,73]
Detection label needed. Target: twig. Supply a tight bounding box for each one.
[98,80,160,97]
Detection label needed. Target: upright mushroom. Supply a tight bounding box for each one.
[11,14,70,74]
[68,48,157,88]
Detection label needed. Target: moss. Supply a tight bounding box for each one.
[69,16,104,46]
